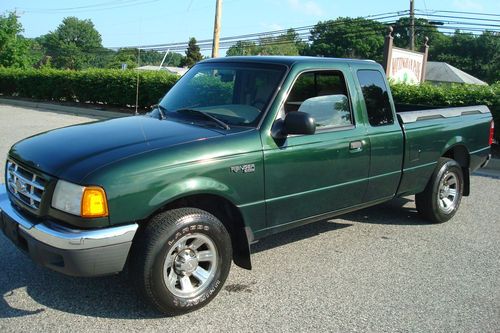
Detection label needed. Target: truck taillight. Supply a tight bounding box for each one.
[489,120,495,146]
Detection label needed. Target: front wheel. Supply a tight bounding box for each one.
[129,208,232,315]
[415,158,464,223]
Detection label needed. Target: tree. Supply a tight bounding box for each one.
[306,17,386,61]
[226,29,305,56]
[227,41,260,56]
[41,17,103,69]
[392,17,448,52]
[0,12,33,68]
[259,29,304,55]
[181,37,203,67]
[430,30,500,83]
[139,49,165,66]
[105,48,138,69]
[161,52,184,67]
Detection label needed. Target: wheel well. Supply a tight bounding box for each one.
[150,194,252,270]
[443,145,470,196]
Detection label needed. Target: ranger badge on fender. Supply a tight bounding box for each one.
[230,164,255,174]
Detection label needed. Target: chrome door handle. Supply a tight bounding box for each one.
[349,141,363,152]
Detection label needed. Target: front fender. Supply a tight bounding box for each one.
[148,176,241,209]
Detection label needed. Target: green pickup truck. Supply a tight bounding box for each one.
[0,56,494,315]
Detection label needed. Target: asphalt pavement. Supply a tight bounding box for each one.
[0,104,499,332]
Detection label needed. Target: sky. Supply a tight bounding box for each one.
[2,0,499,54]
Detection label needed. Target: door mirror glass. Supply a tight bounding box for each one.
[284,111,316,135]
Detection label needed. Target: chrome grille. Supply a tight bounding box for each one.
[6,160,46,210]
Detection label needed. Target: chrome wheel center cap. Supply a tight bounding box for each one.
[174,249,199,275]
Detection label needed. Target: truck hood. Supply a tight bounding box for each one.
[9,116,224,181]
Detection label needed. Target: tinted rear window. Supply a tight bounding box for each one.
[357,70,394,127]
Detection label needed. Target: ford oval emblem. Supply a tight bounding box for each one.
[14,178,28,195]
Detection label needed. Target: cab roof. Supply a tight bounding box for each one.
[200,55,378,68]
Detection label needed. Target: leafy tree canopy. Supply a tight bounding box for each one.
[105,49,184,69]
[392,17,447,50]
[430,30,500,83]
[227,29,305,56]
[181,37,203,67]
[40,16,103,69]
[305,17,386,62]
[0,12,34,68]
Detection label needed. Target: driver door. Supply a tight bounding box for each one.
[263,68,370,228]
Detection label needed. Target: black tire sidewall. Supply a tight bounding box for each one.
[430,160,464,222]
[145,210,232,314]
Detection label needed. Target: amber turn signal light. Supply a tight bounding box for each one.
[81,186,109,218]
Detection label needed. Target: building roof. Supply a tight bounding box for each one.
[425,61,487,85]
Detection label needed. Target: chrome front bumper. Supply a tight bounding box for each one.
[0,185,138,276]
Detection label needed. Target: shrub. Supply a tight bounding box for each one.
[0,67,178,109]
[390,82,500,140]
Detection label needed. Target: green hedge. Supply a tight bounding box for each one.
[0,68,178,109]
[391,82,500,140]
[0,67,498,140]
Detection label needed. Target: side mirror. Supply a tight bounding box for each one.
[284,111,316,135]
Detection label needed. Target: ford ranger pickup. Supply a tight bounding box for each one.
[0,56,494,315]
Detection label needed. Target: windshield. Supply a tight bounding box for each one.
[159,62,287,127]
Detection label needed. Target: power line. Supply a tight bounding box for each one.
[416,9,500,17]
[19,0,136,11]
[107,10,499,52]
[415,13,500,23]
[19,0,161,14]
[109,12,406,50]
[124,20,499,53]
[424,20,500,28]
[413,24,500,32]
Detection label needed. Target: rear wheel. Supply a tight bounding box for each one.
[415,158,464,223]
[129,208,232,315]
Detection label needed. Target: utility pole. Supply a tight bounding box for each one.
[212,0,223,58]
[410,0,415,51]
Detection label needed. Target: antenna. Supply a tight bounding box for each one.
[135,48,140,115]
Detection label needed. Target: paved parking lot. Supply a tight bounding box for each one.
[0,104,499,332]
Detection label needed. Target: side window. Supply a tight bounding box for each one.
[357,70,394,126]
[284,71,352,129]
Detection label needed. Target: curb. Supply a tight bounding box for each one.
[0,98,131,119]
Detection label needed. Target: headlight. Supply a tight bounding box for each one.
[52,180,109,218]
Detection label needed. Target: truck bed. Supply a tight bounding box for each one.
[395,104,492,197]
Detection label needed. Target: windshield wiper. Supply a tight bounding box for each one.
[176,108,230,130]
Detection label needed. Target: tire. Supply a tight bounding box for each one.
[415,158,464,223]
[129,208,232,315]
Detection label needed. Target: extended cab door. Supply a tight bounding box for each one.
[354,68,404,201]
[262,66,370,228]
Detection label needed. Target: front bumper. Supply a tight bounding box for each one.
[0,185,138,277]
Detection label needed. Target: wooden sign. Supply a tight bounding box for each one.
[383,27,429,84]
